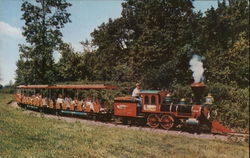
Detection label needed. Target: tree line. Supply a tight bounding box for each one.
[16,0,249,89]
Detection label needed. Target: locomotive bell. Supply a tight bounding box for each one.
[191,83,206,104]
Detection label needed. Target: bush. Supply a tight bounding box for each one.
[207,83,249,129]
[0,87,15,94]
[169,82,249,129]
[169,83,193,99]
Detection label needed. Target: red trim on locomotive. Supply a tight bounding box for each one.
[191,105,202,118]
[191,83,206,87]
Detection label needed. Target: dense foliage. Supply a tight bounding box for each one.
[15,0,249,129]
[84,0,249,89]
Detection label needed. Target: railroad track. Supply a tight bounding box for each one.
[8,101,249,142]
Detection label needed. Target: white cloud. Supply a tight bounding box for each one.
[0,21,22,38]
[71,42,82,52]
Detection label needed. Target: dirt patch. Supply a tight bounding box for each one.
[8,101,21,109]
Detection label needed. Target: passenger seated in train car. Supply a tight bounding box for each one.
[85,97,94,111]
[31,94,36,104]
[64,95,72,110]
[35,93,40,99]
[38,94,43,106]
[80,98,85,108]
[81,97,86,109]
[33,93,39,105]
[93,98,100,104]
[71,97,77,104]
[33,93,38,105]
[42,96,48,107]
[77,98,84,111]
[71,97,78,110]
[94,98,101,111]
[48,98,54,108]
[57,94,64,108]
[65,95,72,102]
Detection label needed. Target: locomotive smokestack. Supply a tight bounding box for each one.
[191,83,206,104]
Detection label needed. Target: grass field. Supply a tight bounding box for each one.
[0,93,249,158]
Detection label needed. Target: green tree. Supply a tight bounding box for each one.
[90,0,197,87]
[200,0,249,87]
[85,0,249,89]
[204,32,249,87]
[91,18,130,81]
[57,43,85,82]
[16,0,71,85]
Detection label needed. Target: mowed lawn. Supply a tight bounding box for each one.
[0,94,248,158]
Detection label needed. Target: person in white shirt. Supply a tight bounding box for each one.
[132,83,141,101]
[132,83,142,114]
[57,94,64,104]
[64,95,72,109]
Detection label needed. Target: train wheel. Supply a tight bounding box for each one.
[121,117,128,125]
[147,114,160,128]
[160,115,174,130]
[55,110,60,116]
[39,108,43,113]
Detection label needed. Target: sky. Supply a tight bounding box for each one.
[0,0,218,86]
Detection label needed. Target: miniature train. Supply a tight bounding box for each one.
[14,83,233,134]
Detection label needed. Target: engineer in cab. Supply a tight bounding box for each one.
[132,83,141,102]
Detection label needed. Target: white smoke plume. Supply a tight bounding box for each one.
[189,54,205,83]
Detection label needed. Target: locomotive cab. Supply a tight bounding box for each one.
[113,90,167,117]
[140,90,167,113]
